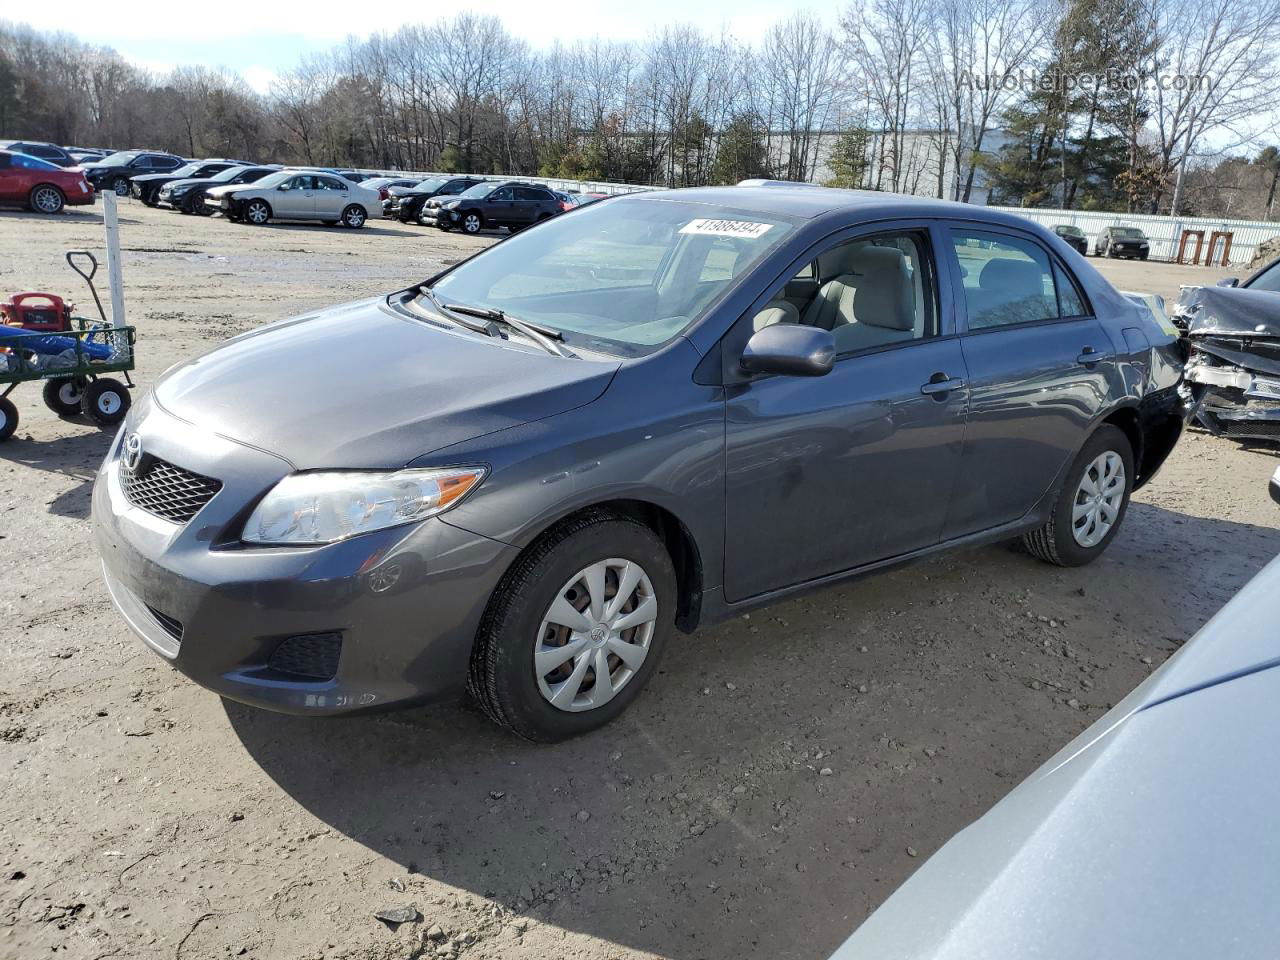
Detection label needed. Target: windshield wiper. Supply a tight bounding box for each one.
[442,302,576,358]
[416,285,496,336]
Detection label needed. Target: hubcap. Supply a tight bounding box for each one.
[535,558,658,712]
[34,188,60,212]
[114,180,129,196]
[97,391,122,415]
[1071,451,1125,548]
[465,215,479,232]
[249,204,268,223]
[346,208,363,225]
[59,382,82,405]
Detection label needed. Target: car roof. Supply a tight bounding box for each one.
[626,184,1053,229]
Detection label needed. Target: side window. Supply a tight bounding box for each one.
[951,230,1060,329]
[490,187,513,201]
[156,156,180,169]
[128,156,148,167]
[30,145,58,159]
[284,176,310,190]
[515,187,543,202]
[316,176,346,190]
[752,230,937,354]
[1054,262,1088,317]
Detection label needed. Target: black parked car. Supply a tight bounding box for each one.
[1096,226,1151,260]
[0,140,80,167]
[385,175,485,223]
[131,159,246,206]
[1052,224,1089,256]
[423,180,563,234]
[81,151,186,196]
[157,164,282,214]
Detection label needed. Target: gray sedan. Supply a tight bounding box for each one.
[92,184,1185,740]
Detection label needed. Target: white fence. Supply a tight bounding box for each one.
[344,167,655,198]
[989,206,1280,267]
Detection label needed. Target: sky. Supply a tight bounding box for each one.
[11,1,838,94]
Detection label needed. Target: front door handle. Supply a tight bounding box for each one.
[920,374,965,397]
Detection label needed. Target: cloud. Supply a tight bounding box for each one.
[241,65,279,95]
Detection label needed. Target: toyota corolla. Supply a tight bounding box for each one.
[92,184,1185,740]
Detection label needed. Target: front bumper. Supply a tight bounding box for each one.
[91,400,519,714]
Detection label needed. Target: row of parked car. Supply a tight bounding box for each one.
[1051,223,1151,259]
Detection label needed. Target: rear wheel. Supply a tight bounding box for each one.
[1023,424,1134,567]
[245,199,271,225]
[82,378,130,427]
[468,511,676,741]
[29,184,65,214]
[341,204,366,228]
[43,377,86,417]
[0,397,16,442]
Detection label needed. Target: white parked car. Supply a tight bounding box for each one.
[204,170,381,228]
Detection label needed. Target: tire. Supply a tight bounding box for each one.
[111,178,130,197]
[244,199,272,225]
[341,204,366,228]
[1023,424,1134,567]
[43,377,86,418]
[461,211,483,234]
[186,193,210,215]
[0,397,16,442]
[1140,252,1149,261]
[29,184,65,214]
[468,511,677,741]
[81,378,130,427]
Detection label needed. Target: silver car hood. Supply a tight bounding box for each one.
[829,555,1280,960]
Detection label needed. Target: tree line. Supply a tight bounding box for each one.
[2,0,1279,216]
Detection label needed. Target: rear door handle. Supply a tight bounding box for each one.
[920,374,965,396]
[1077,346,1107,366]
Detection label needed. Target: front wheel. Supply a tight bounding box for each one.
[187,193,211,215]
[244,199,271,225]
[341,205,366,228]
[0,397,16,442]
[82,378,130,427]
[461,211,482,234]
[111,178,130,197]
[1023,424,1134,566]
[468,512,676,741]
[29,184,65,214]
[43,377,87,417]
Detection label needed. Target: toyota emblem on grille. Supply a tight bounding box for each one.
[121,433,143,473]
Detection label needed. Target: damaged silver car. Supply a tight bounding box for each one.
[1178,285,1280,442]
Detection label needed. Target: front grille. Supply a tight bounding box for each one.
[268,633,343,681]
[121,456,222,524]
[145,604,184,642]
[1220,420,1280,440]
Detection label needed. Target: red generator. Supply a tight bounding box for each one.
[1,293,73,332]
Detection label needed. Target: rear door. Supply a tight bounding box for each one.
[513,187,546,226]
[723,222,970,600]
[941,225,1114,538]
[312,175,351,218]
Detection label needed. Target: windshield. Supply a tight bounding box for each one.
[95,151,141,167]
[415,177,447,191]
[458,182,499,200]
[250,171,293,189]
[1056,225,1084,237]
[425,198,796,355]
[1112,227,1146,239]
[1247,260,1280,292]
[169,163,202,177]
[210,165,253,182]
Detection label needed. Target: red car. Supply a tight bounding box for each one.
[0,149,95,214]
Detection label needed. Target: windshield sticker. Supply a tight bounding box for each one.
[679,218,773,240]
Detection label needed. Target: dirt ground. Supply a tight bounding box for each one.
[2,201,1277,960]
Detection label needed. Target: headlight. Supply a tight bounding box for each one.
[242,466,486,545]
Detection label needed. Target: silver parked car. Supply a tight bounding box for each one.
[204,170,381,227]
[829,535,1280,959]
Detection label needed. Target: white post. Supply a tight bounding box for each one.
[103,191,125,327]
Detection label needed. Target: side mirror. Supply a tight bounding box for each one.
[741,324,835,378]
[1217,277,1239,288]
[277,184,289,191]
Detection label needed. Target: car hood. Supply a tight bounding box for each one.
[828,554,1280,960]
[161,177,216,192]
[132,172,179,184]
[1184,285,1280,337]
[204,183,248,199]
[151,296,621,469]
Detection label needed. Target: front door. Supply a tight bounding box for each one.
[940,225,1115,538]
[485,186,517,227]
[275,175,316,218]
[723,225,970,601]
